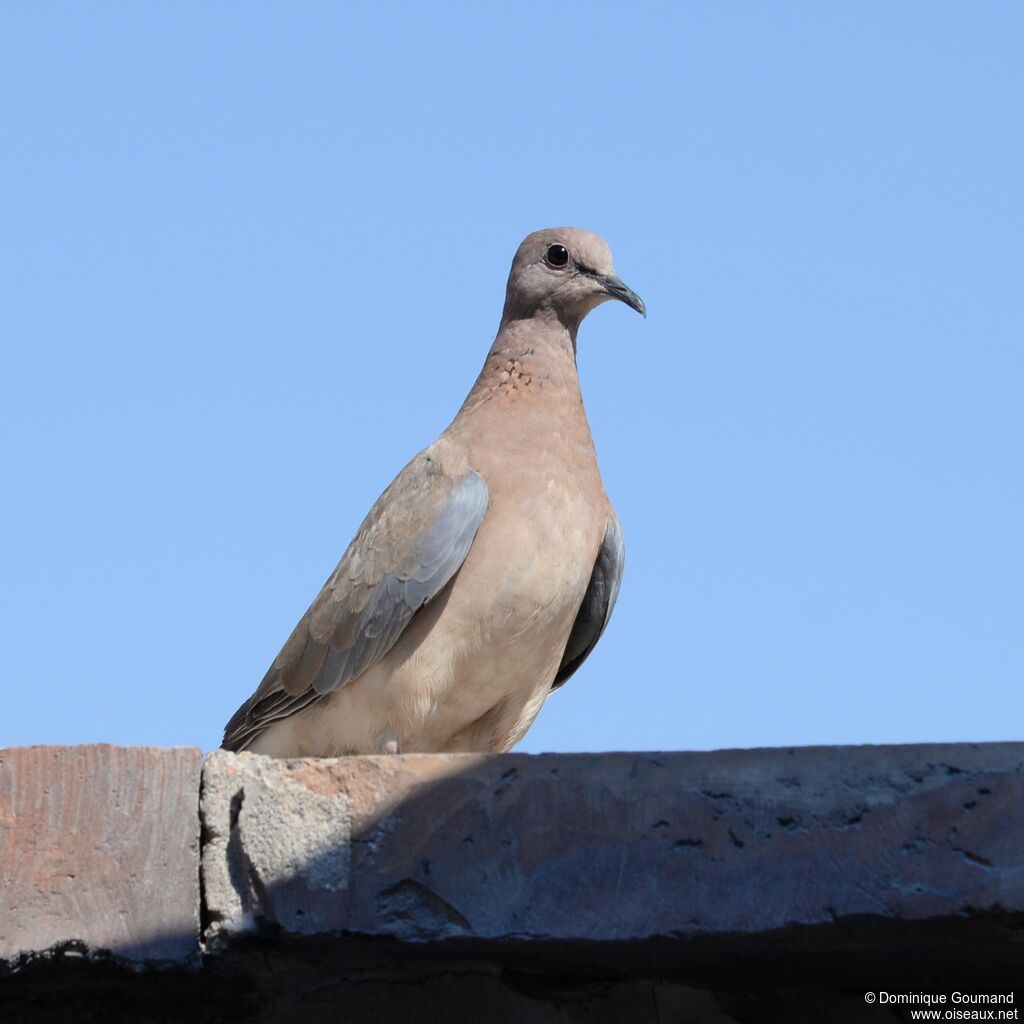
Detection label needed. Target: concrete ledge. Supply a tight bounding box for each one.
[201,744,1024,946]
[0,745,202,966]
[3,742,1024,1020]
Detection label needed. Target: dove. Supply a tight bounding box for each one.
[222,228,645,756]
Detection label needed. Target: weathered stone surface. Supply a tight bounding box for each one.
[201,743,1024,947]
[0,745,202,965]
[201,749,353,938]
[3,742,1024,1018]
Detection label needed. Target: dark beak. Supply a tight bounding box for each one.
[598,273,646,318]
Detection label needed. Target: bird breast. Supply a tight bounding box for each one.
[393,472,605,750]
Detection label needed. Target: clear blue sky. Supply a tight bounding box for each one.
[3,5,1021,754]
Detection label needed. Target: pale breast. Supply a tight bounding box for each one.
[396,478,606,747]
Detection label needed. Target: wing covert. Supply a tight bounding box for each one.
[222,452,488,750]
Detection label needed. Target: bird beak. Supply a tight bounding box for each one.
[598,273,646,318]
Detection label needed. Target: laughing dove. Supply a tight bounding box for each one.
[222,228,645,756]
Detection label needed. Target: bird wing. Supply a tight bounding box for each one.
[222,451,489,750]
[551,515,625,689]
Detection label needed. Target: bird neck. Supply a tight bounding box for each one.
[459,310,583,414]
[500,304,582,350]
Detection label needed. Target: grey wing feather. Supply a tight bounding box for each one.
[222,454,488,750]
[552,516,625,689]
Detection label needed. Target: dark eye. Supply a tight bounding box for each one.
[545,243,569,268]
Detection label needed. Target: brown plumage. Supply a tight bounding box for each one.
[223,228,644,756]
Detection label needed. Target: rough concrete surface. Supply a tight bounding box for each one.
[201,743,1024,946]
[3,742,1023,1021]
[201,748,353,937]
[0,744,202,965]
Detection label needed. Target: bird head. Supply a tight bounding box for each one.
[501,227,646,328]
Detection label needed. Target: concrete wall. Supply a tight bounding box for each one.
[2,743,1023,1021]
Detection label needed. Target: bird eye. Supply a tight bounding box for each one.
[545,243,570,268]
